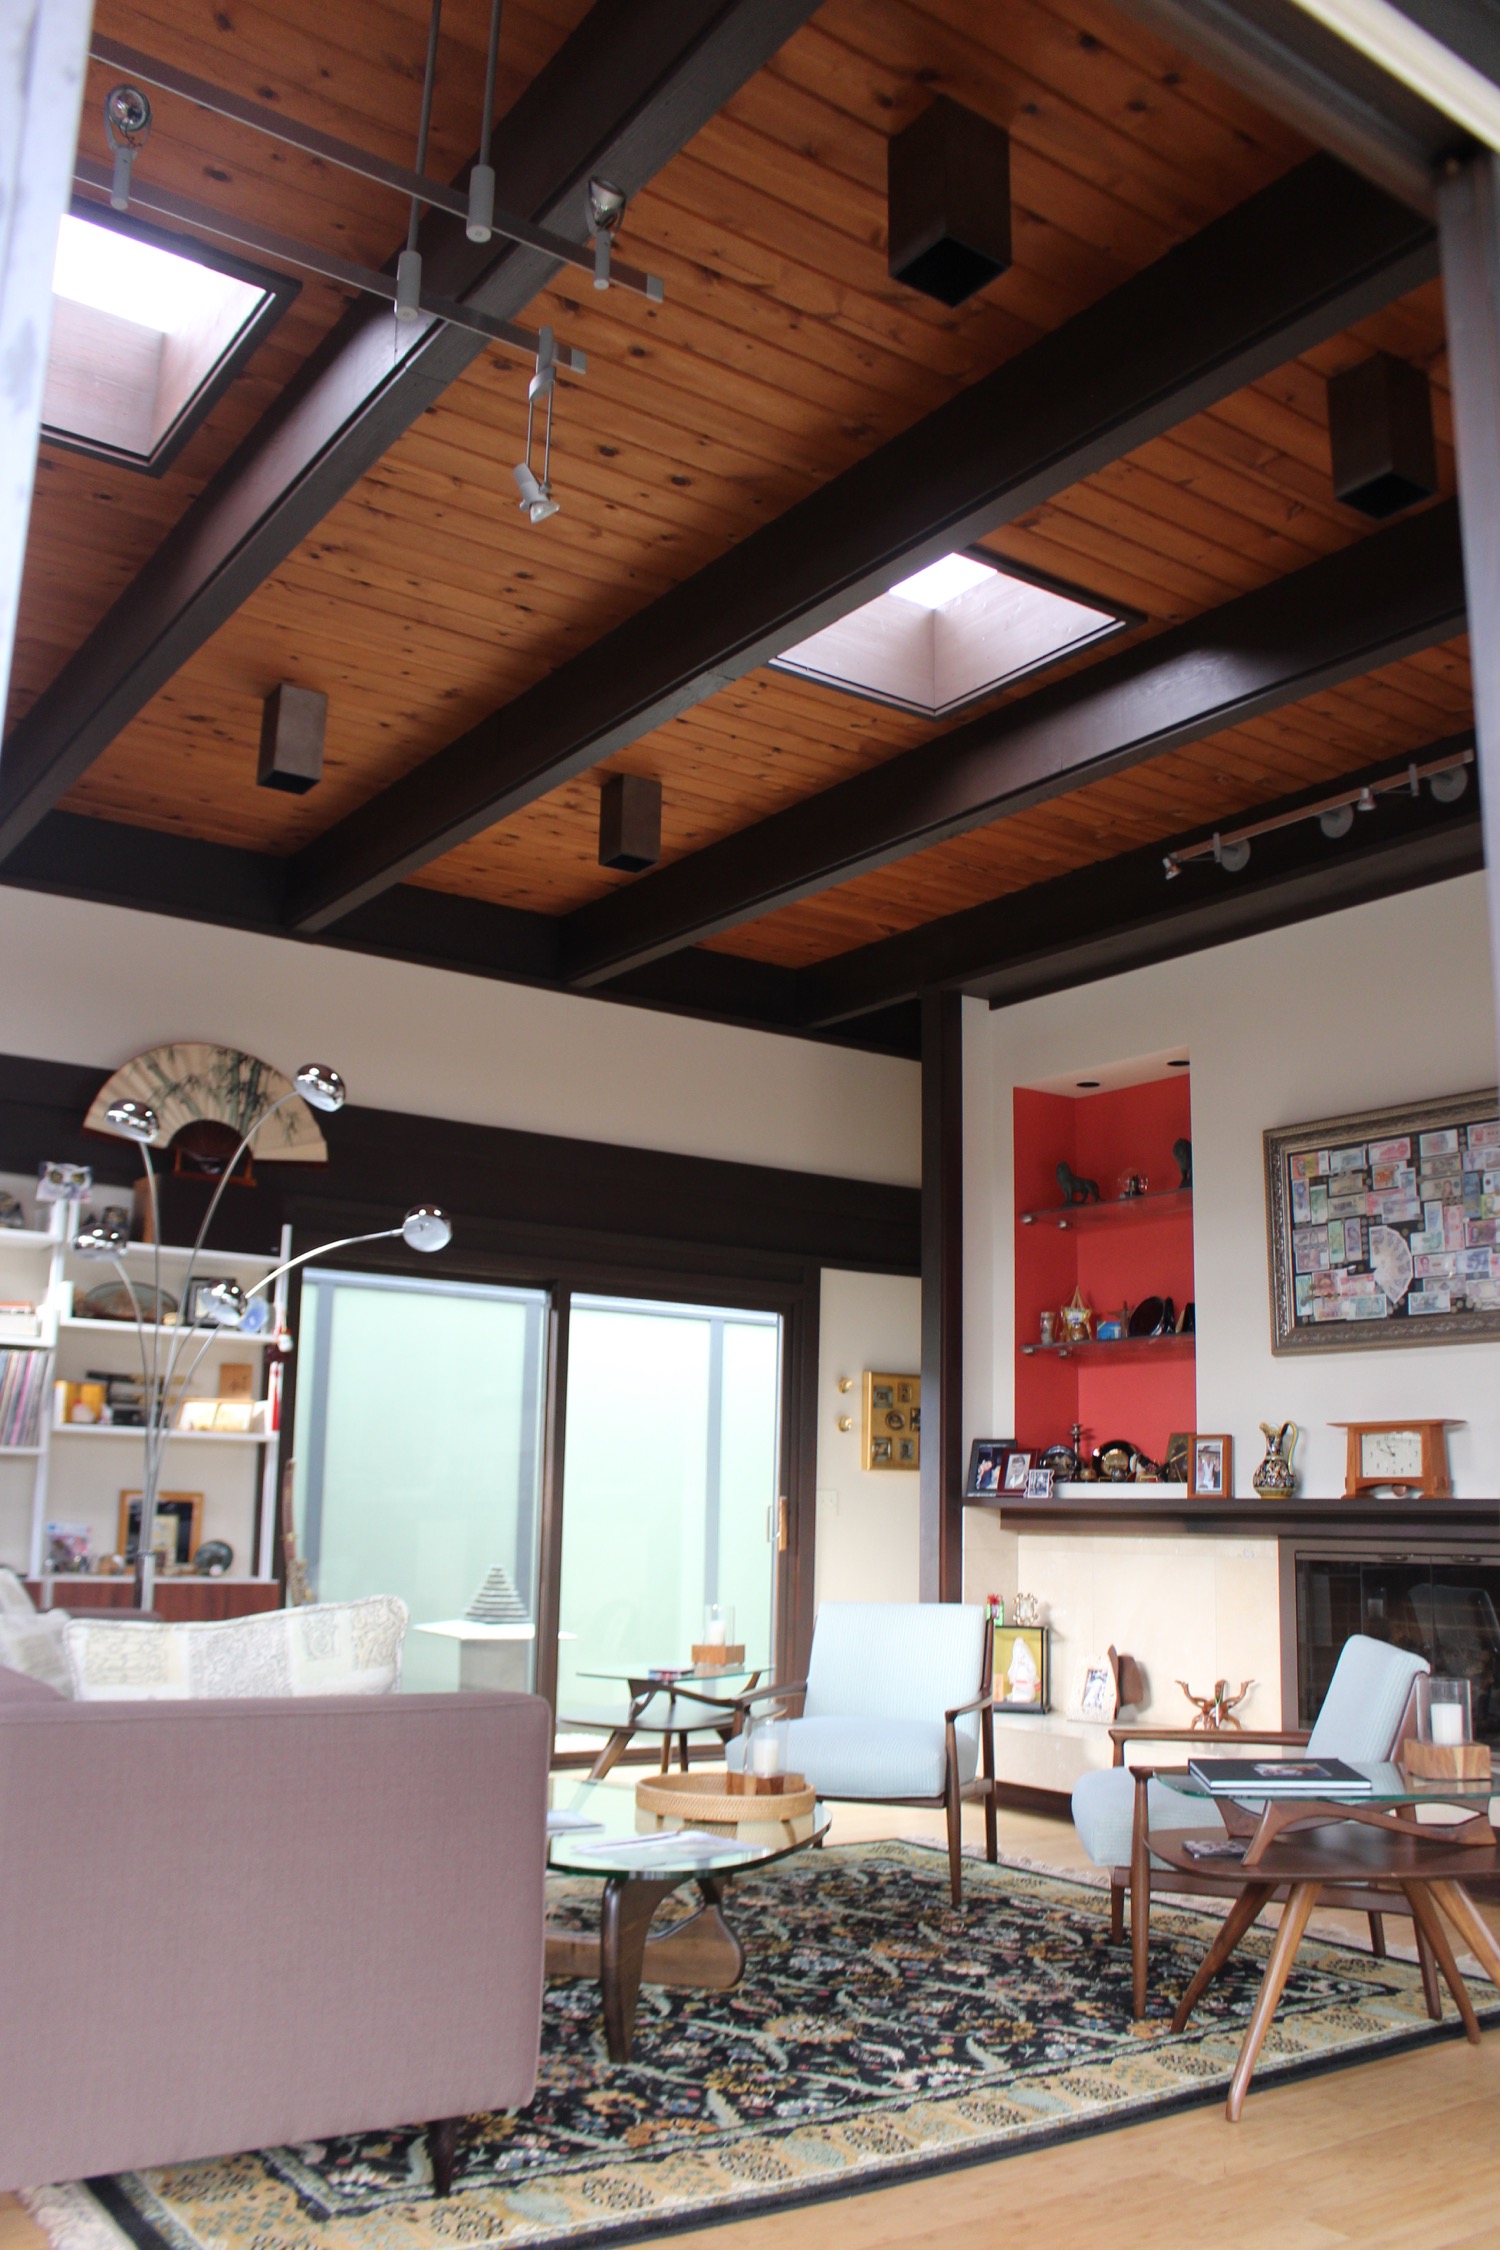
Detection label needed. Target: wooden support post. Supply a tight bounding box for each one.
[1438,153,1500,1062]
[0,0,93,726]
[920,993,963,1602]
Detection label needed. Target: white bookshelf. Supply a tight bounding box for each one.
[0,1176,290,1578]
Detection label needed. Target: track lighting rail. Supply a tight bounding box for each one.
[71,154,587,374]
[1161,744,1474,879]
[88,34,664,305]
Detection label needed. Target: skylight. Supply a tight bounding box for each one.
[888,552,997,609]
[771,552,1130,719]
[41,209,293,474]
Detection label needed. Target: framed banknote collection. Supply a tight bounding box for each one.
[1265,1088,1500,1353]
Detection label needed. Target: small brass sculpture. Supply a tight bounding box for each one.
[1177,1677,1253,1730]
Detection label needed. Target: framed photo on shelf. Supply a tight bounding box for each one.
[1023,1466,1054,1499]
[1001,1450,1032,1494]
[1265,1087,1500,1353]
[862,1371,920,1472]
[118,1489,204,1566]
[1188,1435,1232,1499]
[1077,1660,1117,1723]
[964,1438,1017,1498]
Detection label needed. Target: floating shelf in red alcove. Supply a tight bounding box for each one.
[1019,1188,1192,1231]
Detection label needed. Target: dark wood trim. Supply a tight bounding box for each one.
[780,1260,820,1686]
[0,1051,920,1276]
[990,1779,1073,1820]
[0,811,919,1058]
[1113,0,1456,215]
[920,995,964,1602]
[967,1494,1500,1538]
[560,500,1467,984]
[1438,155,1500,1032]
[284,155,1437,932]
[798,738,1482,1024]
[533,1288,571,1716]
[0,0,821,863]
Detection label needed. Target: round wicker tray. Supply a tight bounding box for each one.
[635,1771,815,1824]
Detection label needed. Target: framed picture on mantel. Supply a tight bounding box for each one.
[1265,1088,1500,1354]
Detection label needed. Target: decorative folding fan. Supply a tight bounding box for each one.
[84,1044,329,1161]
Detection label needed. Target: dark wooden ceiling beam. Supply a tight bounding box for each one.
[798,737,1483,1022]
[559,500,1468,985]
[0,810,917,1057]
[284,154,1438,933]
[0,0,820,862]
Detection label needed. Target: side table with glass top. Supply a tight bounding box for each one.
[1141,1760,1500,2120]
[558,1661,765,1780]
[546,1775,829,2059]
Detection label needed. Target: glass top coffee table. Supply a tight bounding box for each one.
[546,1775,828,2060]
[563,1662,767,1782]
[1145,1760,1500,2119]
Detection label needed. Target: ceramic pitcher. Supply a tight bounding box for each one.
[1252,1420,1299,1497]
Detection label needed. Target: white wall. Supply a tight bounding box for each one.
[962,874,1499,1791]
[814,1268,922,1607]
[968,874,1500,1498]
[0,890,920,1186]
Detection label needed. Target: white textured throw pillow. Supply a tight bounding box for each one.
[65,1595,408,1701]
[0,1607,73,1696]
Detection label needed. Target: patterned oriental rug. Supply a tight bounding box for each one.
[30,1843,1498,2250]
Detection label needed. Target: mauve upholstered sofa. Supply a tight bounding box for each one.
[0,1667,551,2191]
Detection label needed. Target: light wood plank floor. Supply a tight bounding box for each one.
[5,1800,1498,2250]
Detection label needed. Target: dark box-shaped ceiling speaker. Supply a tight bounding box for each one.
[599,772,662,871]
[1327,351,1438,520]
[887,96,1011,308]
[257,682,327,793]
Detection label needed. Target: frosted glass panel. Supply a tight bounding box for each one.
[292,1270,547,1692]
[557,1296,780,1712]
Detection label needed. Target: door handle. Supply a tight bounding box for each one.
[776,1496,789,1553]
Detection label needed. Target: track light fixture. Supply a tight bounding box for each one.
[1161,746,1475,883]
[103,83,151,210]
[465,0,503,242]
[588,177,627,289]
[513,327,560,522]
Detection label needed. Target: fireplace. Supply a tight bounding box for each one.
[1294,1550,1500,1745]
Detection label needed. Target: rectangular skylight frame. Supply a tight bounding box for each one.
[771,550,1137,719]
[41,201,298,476]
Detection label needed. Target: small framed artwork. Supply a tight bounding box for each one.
[965,1438,1017,1498]
[1023,1466,1054,1498]
[1188,1435,1232,1499]
[1078,1661,1117,1723]
[118,1489,204,1565]
[1163,1430,1192,1483]
[862,1371,920,1471]
[1001,1450,1032,1494]
[993,1623,1049,1711]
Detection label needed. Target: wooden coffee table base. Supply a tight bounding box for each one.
[546,1873,746,2061]
[1155,1824,1500,2121]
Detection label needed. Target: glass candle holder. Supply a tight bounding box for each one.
[745,1712,788,1779]
[1416,1675,1472,1747]
[703,1602,734,1650]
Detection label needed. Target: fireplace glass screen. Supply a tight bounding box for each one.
[1296,1554,1500,1746]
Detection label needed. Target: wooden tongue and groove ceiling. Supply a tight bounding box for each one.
[2,0,1479,1055]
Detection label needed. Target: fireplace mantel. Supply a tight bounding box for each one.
[965,1493,1500,1540]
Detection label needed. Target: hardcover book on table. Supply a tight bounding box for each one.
[1186,1755,1373,1796]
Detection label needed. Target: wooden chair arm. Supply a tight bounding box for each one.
[1109,1725,1310,1768]
[945,1690,996,1722]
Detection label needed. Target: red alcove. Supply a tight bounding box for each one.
[1014,1074,1195,1467]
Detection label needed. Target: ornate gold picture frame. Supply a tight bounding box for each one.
[862,1371,920,1470]
[1264,1087,1500,1354]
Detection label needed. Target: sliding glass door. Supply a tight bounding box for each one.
[554,1295,782,1712]
[290,1269,548,1692]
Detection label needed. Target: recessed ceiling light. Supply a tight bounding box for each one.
[888,552,997,610]
[1076,1079,1100,1089]
[1168,1058,1190,1068]
[42,208,292,474]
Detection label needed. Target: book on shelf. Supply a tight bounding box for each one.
[1186,1755,1373,1796]
[0,1347,50,1445]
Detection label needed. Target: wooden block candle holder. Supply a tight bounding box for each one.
[691,1642,745,1667]
[1400,1739,1492,1782]
[725,1769,806,1797]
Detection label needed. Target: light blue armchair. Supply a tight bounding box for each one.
[1072,1632,1430,2015]
[726,1601,996,1904]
